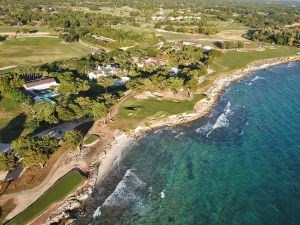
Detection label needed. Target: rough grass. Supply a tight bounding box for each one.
[0,26,54,33]
[83,134,99,145]
[0,199,17,224]
[117,94,206,128]
[6,170,85,225]
[0,37,90,68]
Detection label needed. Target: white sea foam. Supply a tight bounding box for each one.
[251,75,264,82]
[93,206,102,218]
[161,190,166,198]
[212,113,229,130]
[195,122,213,134]
[154,129,163,134]
[93,169,145,218]
[287,62,297,67]
[212,102,232,130]
[175,132,185,139]
[196,102,233,137]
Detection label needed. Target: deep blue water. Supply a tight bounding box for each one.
[78,62,300,225]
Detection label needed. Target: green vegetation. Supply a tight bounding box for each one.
[215,47,300,71]
[83,134,99,145]
[0,26,54,33]
[12,136,59,168]
[7,170,85,225]
[247,28,300,46]
[63,130,83,150]
[0,97,24,143]
[0,152,17,171]
[0,37,90,68]
[0,200,17,224]
[214,41,244,49]
[117,95,206,128]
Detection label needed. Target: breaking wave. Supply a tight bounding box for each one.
[93,169,146,218]
[251,75,264,82]
[195,102,233,136]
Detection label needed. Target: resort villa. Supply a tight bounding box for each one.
[24,78,60,91]
[24,78,60,105]
[88,64,119,80]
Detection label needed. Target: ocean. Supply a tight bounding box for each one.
[76,62,300,225]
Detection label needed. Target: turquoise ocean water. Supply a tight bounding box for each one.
[77,62,300,225]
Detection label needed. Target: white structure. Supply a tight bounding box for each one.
[151,16,165,21]
[121,77,131,82]
[24,78,60,91]
[88,65,118,80]
[168,67,181,75]
[203,46,213,52]
[88,71,109,79]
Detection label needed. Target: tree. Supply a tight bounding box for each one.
[0,153,17,171]
[12,136,59,168]
[22,150,48,168]
[64,130,83,151]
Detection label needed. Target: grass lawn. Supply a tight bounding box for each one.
[207,21,248,31]
[97,6,138,17]
[215,47,300,72]
[0,25,54,33]
[83,134,99,145]
[0,97,25,143]
[0,37,90,68]
[117,94,206,129]
[7,170,86,225]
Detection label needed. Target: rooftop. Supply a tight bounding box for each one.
[24,78,58,89]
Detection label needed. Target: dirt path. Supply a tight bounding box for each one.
[2,149,88,221]
[0,65,17,71]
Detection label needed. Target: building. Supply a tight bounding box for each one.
[88,65,119,80]
[168,67,181,75]
[24,78,60,91]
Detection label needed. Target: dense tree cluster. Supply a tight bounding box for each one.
[63,130,83,150]
[214,41,244,49]
[247,28,300,46]
[0,152,17,171]
[0,73,30,103]
[12,135,59,168]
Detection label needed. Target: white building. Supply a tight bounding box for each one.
[203,46,213,52]
[24,78,60,91]
[88,65,118,80]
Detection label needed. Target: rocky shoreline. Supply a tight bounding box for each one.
[42,55,300,225]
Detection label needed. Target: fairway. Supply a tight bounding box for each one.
[0,37,90,69]
[7,170,86,225]
[215,47,300,72]
[117,95,206,128]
